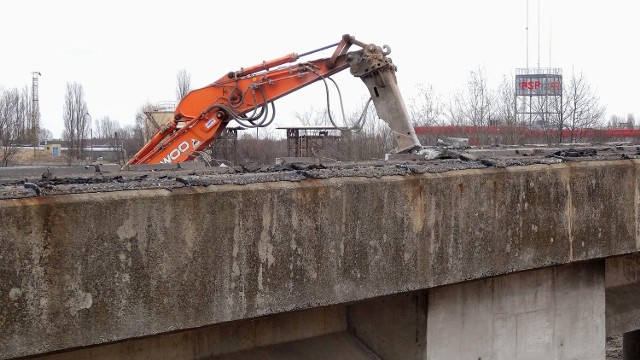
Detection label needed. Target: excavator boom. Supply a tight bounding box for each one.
[127,35,421,165]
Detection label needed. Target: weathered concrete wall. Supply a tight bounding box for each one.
[1,160,639,358]
[427,261,606,359]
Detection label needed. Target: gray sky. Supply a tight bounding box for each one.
[1,0,638,138]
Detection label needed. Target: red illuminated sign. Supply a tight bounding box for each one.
[516,75,562,96]
[520,81,541,90]
[519,80,561,90]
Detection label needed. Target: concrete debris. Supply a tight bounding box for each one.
[437,137,470,149]
[41,169,53,180]
[240,161,263,173]
[480,159,508,168]
[23,182,42,196]
[175,177,191,186]
[514,149,542,156]
[552,148,597,157]
[458,153,479,162]
[416,148,442,160]
[291,163,326,171]
[0,144,637,200]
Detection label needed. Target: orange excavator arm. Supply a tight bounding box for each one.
[127,34,422,165]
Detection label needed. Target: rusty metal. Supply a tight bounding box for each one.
[277,126,341,157]
[207,127,244,165]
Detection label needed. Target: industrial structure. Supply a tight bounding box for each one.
[142,101,176,142]
[207,126,244,165]
[31,71,41,161]
[277,126,342,157]
[514,67,563,134]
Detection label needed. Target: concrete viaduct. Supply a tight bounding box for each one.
[2,158,640,359]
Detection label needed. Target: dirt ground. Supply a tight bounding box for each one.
[9,148,68,166]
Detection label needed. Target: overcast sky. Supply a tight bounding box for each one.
[1,0,637,138]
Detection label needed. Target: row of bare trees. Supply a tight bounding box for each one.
[0,87,48,166]
[0,68,187,166]
[4,66,621,166]
[408,68,613,144]
[0,89,28,166]
[92,115,145,163]
[62,82,90,161]
[221,68,631,164]
[409,68,507,128]
[607,113,635,129]
[218,67,634,164]
[60,82,146,164]
[558,72,607,143]
[1,81,143,165]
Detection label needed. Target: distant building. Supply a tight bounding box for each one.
[45,143,61,157]
[143,101,176,142]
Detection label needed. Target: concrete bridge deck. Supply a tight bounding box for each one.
[2,150,640,359]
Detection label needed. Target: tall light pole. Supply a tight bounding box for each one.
[86,112,92,162]
[31,71,41,163]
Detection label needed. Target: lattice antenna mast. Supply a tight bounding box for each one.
[526,0,529,69]
[537,0,541,69]
[31,72,41,134]
[31,72,41,161]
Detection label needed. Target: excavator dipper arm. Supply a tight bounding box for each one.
[127,34,421,165]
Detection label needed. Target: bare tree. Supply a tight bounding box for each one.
[293,106,329,127]
[561,72,606,142]
[493,75,528,144]
[117,109,147,163]
[444,91,467,126]
[39,127,53,142]
[94,116,119,141]
[234,131,287,164]
[627,113,636,129]
[409,83,444,126]
[135,101,162,142]
[114,124,134,164]
[335,104,393,160]
[607,114,624,129]
[14,87,32,144]
[176,69,191,101]
[494,75,515,126]
[0,89,25,166]
[465,67,493,128]
[62,82,89,163]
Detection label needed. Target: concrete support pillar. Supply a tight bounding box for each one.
[623,330,640,360]
[427,261,605,360]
